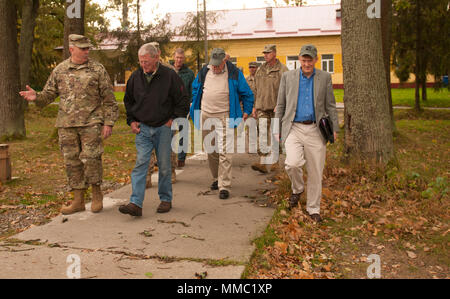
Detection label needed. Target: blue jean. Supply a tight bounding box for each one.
[130,123,172,208]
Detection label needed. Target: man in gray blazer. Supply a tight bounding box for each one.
[274,44,338,223]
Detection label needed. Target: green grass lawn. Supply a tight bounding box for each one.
[103,89,450,108]
[333,88,450,108]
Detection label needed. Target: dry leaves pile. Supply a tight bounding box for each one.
[247,160,449,279]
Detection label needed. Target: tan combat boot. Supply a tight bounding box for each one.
[61,189,86,215]
[91,184,103,213]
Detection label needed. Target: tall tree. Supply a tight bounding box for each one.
[381,0,395,131]
[392,0,449,111]
[341,0,395,164]
[19,0,40,91]
[0,0,26,140]
[63,0,86,59]
[177,11,222,72]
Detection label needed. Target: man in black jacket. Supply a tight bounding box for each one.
[119,43,189,216]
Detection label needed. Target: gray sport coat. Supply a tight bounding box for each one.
[274,68,339,145]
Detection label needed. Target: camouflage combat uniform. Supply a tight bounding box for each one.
[254,59,288,156]
[36,58,119,190]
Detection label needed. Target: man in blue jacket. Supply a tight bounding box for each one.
[190,48,254,199]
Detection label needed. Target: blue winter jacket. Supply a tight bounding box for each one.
[190,61,254,129]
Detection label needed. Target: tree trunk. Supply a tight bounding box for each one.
[341,0,394,164]
[414,72,421,111]
[122,0,129,30]
[63,0,86,59]
[421,77,427,101]
[0,0,26,140]
[381,0,395,131]
[19,0,39,103]
[136,0,142,46]
[414,0,421,111]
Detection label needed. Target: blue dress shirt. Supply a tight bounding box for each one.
[294,68,316,122]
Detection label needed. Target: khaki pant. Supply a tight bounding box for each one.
[256,109,275,157]
[284,123,326,215]
[201,111,233,191]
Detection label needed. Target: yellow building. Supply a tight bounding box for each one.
[112,4,423,90]
[168,5,344,86]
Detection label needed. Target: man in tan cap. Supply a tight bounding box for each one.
[19,34,119,215]
[251,44,288,174]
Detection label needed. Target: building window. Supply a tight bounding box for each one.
[321,54,334,73]
[256,56,265,62]
[287,55,300,70]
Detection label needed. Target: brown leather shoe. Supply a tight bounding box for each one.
[270,163,280,172]
[177,160,185,168]
[157,201,172,213]
[288,192,302,210]
[251,163,268,174]
[118,203,142,216]
[310,213,322,223]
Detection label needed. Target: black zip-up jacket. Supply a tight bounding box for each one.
[124,64,189,127]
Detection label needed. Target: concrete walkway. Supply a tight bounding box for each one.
[0,153,275,279]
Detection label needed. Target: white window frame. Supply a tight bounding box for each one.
[286,55,300,70]
[321,54,334,74]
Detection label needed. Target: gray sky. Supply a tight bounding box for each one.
[92,0,340,29]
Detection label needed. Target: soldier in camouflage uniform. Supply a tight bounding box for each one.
[19,34,119,215]
[251,45,288,174]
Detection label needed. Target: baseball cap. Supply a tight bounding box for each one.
[209,48,226,66]
[300,44,318,58]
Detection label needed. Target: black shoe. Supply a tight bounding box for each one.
[211,180,218,190]
[219,190,229,200]
[288,193,302,210]
[119,203,142,217]
[309,213,322,223]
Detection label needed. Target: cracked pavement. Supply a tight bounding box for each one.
[0,153,275,278]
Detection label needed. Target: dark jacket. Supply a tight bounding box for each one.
[171,63,195,102]
[124,64,189,127]
[190,61,254,129]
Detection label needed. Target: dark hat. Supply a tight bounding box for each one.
[209,48,226,66]
[300,44,318,58]
[262,44,276,53]
[69,34,92,48]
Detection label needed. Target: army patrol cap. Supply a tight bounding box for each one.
[300,44,318,58]
[262,44,276,53]
[209,48,226,66]
[249,61,259,68]
[69,34,93,48]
